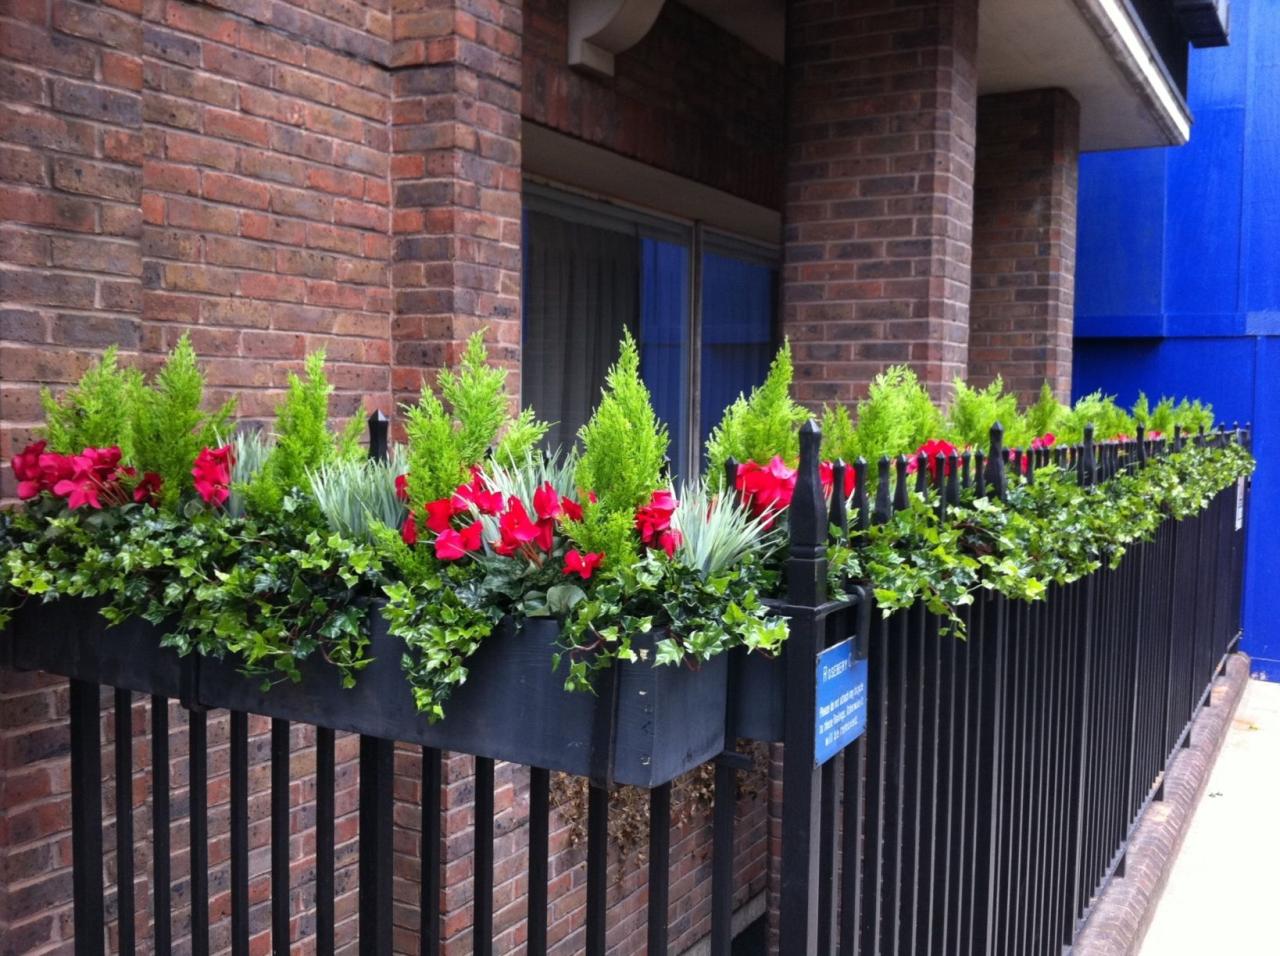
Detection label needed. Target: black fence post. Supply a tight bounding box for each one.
[780,420,829,955]
[359,409,395,956]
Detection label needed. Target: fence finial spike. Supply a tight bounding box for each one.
[853,458,869,531]
[828,459,849,543]
[367,409,390,462]
[984,421,1007,499]
[873,457,892,525]
[1136,424,1148,466]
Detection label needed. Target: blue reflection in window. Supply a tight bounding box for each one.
[639,237,690,476]
[699,251,776,461]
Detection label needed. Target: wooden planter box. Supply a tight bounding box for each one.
[730,648,785,743]
[6,597,187,699]
[5,599,727,788]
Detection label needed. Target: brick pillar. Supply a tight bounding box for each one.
[969,89,1080,403]
[782,0,979,406]
[389,0,523,412]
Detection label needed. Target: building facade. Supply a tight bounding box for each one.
[1075,0,1275,681]
[0,0,1223,950]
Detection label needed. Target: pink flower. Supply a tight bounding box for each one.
[434,522,484,561]
[564,549,603,580]
[1030,433,1056,451]
[53,446,130,510]
[657,529,683,558]
[452,472,503,515]
[11,440,48,499]
[192,445,234,506]
[133,472,163,506]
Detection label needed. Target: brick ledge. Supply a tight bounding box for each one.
[1073,652,1251,955]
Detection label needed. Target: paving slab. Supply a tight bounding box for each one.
[1138,677,1280,956]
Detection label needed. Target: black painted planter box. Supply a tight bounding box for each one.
[6,597,186,698]
[730,648,785,743]
[5,599,727,788]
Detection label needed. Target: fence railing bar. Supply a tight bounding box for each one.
[357,735,394,956]
[315,725,335,956]
[420,747,443,956]
[114,688,136,956]
[586,782,609,955]
[151,696,172,956]
[270,719,291,956]
[527,766,551,955]
[70,678,105,956]
[189,708,209,956]
[472,755,495,956]
[647,781,672,956]
[230,710,251,956]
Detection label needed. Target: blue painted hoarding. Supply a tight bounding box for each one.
[1074,0,1277,679]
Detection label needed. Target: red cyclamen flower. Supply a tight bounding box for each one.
[564,549,604,580]
[133,472,164,506]
[452,472,503,515]
[819,461,857,499]
[735,457,796,526]
[906,439,958,480]
[635,489,679,546]
[395,474,409,502]
[401,511,419,545]
[192,445,234,507]
[423,497,458,533]
[435,522,484,560]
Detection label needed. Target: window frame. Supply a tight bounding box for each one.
[521,179,781,478]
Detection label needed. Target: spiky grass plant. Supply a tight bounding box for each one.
[309,449,408,544]
[671,481,781,578]
[227,429,272,518]
[482,448,579,505]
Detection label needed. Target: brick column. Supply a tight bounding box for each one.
[389,0,523,412]
[782,0,979,406]
[969,89,1080,403]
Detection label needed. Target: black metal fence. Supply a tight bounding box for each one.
[4,421,1250,956]
[791,422,1251,955]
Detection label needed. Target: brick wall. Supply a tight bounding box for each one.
[782,0,980,406]
[969,88,1080,404]
[523,0,785,211]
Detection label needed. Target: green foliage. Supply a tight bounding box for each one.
[705,342,809,488]
[129,336,235,508]
[243,351,359,514]
[843,365,945,461]
[404,331,548,505]
[946,378,1026,450]
[41,347,143,453]
[569,330,668,562]
[1057,391,1135,443]
[819,403,857,464]
[1022,382,1069,440]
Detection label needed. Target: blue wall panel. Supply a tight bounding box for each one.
[1077,150,1168,320]
[1074,0,1275,679]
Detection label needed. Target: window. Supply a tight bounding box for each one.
[521,184,778,478]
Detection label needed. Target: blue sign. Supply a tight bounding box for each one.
[815,638,868,766]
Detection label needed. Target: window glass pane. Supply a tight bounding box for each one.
[640,237,690,476]
[522,209,639,454]
[699,250,777,461]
